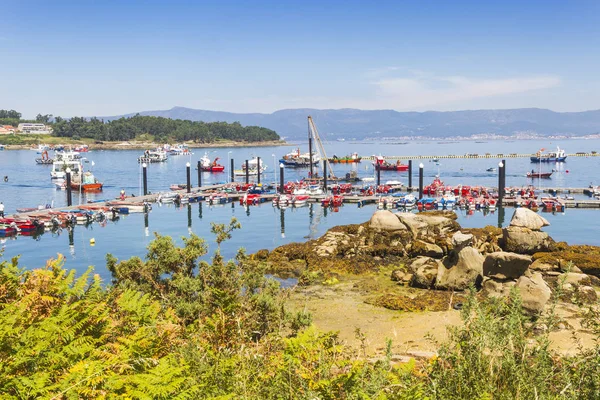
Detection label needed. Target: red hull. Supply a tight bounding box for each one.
[201,165,225,172]
[71,183,103,191]
[375,165,409,172]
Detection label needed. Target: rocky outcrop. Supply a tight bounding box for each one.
[369,210,407,232]
[481,277,516,298]
[502,227,555,255]
[409,240,444,258]
[516,272,552,314]
[510,208,550,231]
[436,247,484,290]
[409,257,441,289]
[483,252,532,280]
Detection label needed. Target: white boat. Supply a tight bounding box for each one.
[293,184,323,195]
[385,180,402,186]
[234,158,267,176]
[157,192,180,203]
[138,149,168,163]
[50,159,83,179]
[55,150,82,161]
[169,144,191,155]
[291,195,309,207]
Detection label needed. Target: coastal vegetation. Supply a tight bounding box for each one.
[2,216,600,398]
[0,109,281,145]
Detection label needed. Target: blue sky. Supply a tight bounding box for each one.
[2,0,600,118]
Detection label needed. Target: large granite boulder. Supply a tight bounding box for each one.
[396,212,459,238]
[396,213,429,237]
[502,227,555,255]
[483,252,532,279]
[409,240,444,258]
[369,210,406,231]
[516,272,552,314]
[436,247,484,290]
[510,208,550,231]
[408,257,441,289]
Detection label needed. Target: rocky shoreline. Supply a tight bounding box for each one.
[257,208,599,318]
[2,139,289,151]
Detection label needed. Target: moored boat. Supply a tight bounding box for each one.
[138,149,168,163]
[530,146,567,163]
[280,148,320,167]
[71,171,103,192]
[328,152,361,164]
[373,156,409,171]
[527,171,553,179]
[199,153,225,172]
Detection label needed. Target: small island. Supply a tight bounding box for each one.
[0,109,284,149]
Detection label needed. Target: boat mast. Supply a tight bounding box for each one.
[308,116,336,179]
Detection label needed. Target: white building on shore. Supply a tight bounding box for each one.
[17,123,52,134]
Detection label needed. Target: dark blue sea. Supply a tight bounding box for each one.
[1,139,599,281]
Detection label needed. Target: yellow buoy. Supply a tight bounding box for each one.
[90,238,96,246]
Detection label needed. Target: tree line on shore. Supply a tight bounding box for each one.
[1,219,600,399]
[0,109,281,143]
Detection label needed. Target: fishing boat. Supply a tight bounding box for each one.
[71,171,103,192]
[35,150,54,165]
[199,153,225,172]
[328,152,361,164]
[50,158,83,179]
[486,167,496,172]
[530,147,567,163]
[234,158,267,176]
[138,149,168,163]
[280,148,320,167]
[424,176,445,195]
[55,150,82,161]
[527,171,553,179]
[373,156,409,171]
[169,144,191,155]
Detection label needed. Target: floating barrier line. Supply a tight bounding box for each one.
[362,152,598,160]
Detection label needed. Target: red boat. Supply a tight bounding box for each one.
[321,195,344,208]
[527,171,552,179]
[200,154,225,172]
[373,156,409,171]
[240,193,262,206]
[424,177,445,195]
[0,218,44,232]
[71,171,103,192]
[0,224,17,236]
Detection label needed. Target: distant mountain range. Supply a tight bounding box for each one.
[99,106,600,140]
